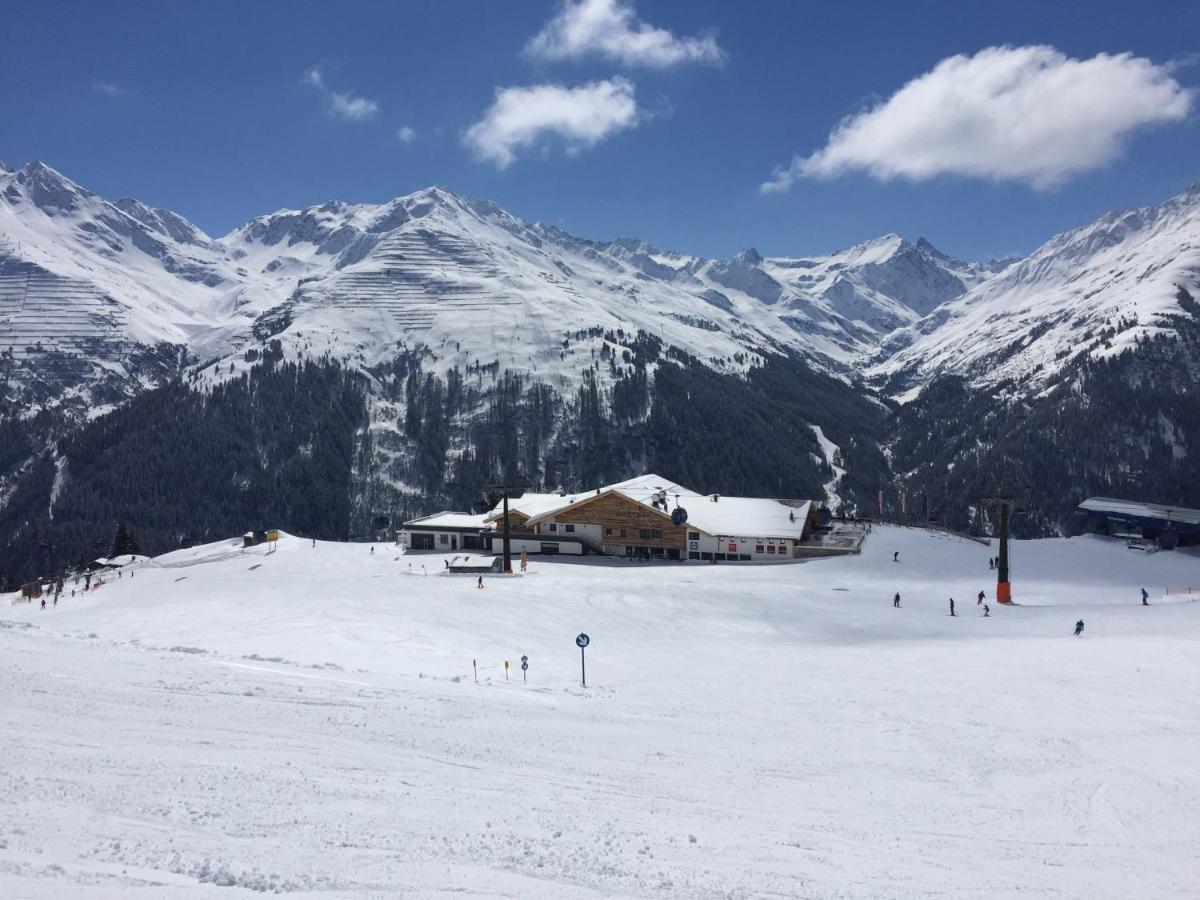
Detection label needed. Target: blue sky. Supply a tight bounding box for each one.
[2,0,1197,261]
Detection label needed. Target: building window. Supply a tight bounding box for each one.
[727,542,737,553]
[606,527,613,536]
[620,528,626,537]
[689,551,700,560]
[688,531,700,541]
[548,523,558,532]
[756,544,764,553]
[739,554,751,561]
[439,534,449,545]
[767,545,776,554]
[639,528,663,540]
[565,524,575,533]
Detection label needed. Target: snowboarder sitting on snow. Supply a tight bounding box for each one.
[1141,588,1149,606]
[893,592,901,608]
[1074,619,1085,637]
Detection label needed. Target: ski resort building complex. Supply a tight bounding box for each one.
[400,475,859,561]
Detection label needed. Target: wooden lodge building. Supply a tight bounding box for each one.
[400,475,829,561]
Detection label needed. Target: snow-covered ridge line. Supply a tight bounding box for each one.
[2,160,1004,410]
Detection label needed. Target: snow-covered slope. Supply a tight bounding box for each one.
[872,183,1200,396]
[3,526,1199,897]
[0,162,296,408]
[3,161,997,411]
[221,191,997,383]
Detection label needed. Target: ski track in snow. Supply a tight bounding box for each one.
[2,528,1200,898]
[809,424,845,511]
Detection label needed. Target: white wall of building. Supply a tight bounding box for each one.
[488,535,583,556]
[686,531,798,561]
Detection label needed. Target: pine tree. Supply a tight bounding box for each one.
[109,523,139,557]
[110,523,129,558]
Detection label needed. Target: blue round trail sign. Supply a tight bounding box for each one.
[576,633,590,648]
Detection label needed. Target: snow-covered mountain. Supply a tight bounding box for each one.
[2,161,994,411]
[872,183,1200,398]
[6,158,1199,418]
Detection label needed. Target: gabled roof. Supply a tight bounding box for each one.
[508,473,815,540]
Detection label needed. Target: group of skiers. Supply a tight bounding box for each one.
[889,548,1155,635]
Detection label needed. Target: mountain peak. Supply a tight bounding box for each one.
[9,160,92,215]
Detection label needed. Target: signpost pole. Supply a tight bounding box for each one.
[576,633,589,687]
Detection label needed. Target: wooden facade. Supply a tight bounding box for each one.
[532,492,687,551]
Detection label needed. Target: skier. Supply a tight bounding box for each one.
[989,558,995,570]
[893,592,901,608]
[312,538,316,548]
[477,576,484,589]
[40,597,46,610]
[983,604,991,617]
[1141,588,1149,606]
[893,551,899,563]
[370,546,375,555]
[949,597,956,617]
[977,590,985,605]
[1074,619,1085,637]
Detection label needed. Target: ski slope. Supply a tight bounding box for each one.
[2,527,1199,898]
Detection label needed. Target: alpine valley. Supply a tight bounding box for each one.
[2,159,1198,582]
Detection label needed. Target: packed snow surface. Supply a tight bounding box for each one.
[3,527,1199,898]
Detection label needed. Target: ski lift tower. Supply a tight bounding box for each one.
[978,493,1017,603]
[488,483,519,574]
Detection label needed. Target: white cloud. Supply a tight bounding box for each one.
[464,77,639,169]
[92,80,128,97]
[762,45,1193,193]
[303,66,380,122]
[396,126,417,144]
[526,0,723,68]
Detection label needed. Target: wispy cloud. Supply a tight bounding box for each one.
[396,125,417,144]
[526,0,724,69]
[762,45,1193,193]
[92,80,129,98]
[464,77,639,169]
[303,66,380,122]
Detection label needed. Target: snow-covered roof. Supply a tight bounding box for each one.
[446,555,499,571]
[91,554,147,568]
[1079,497,1200,527]
[682,497,813,541]
[512,473,814,540]
[404,511,491,530]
